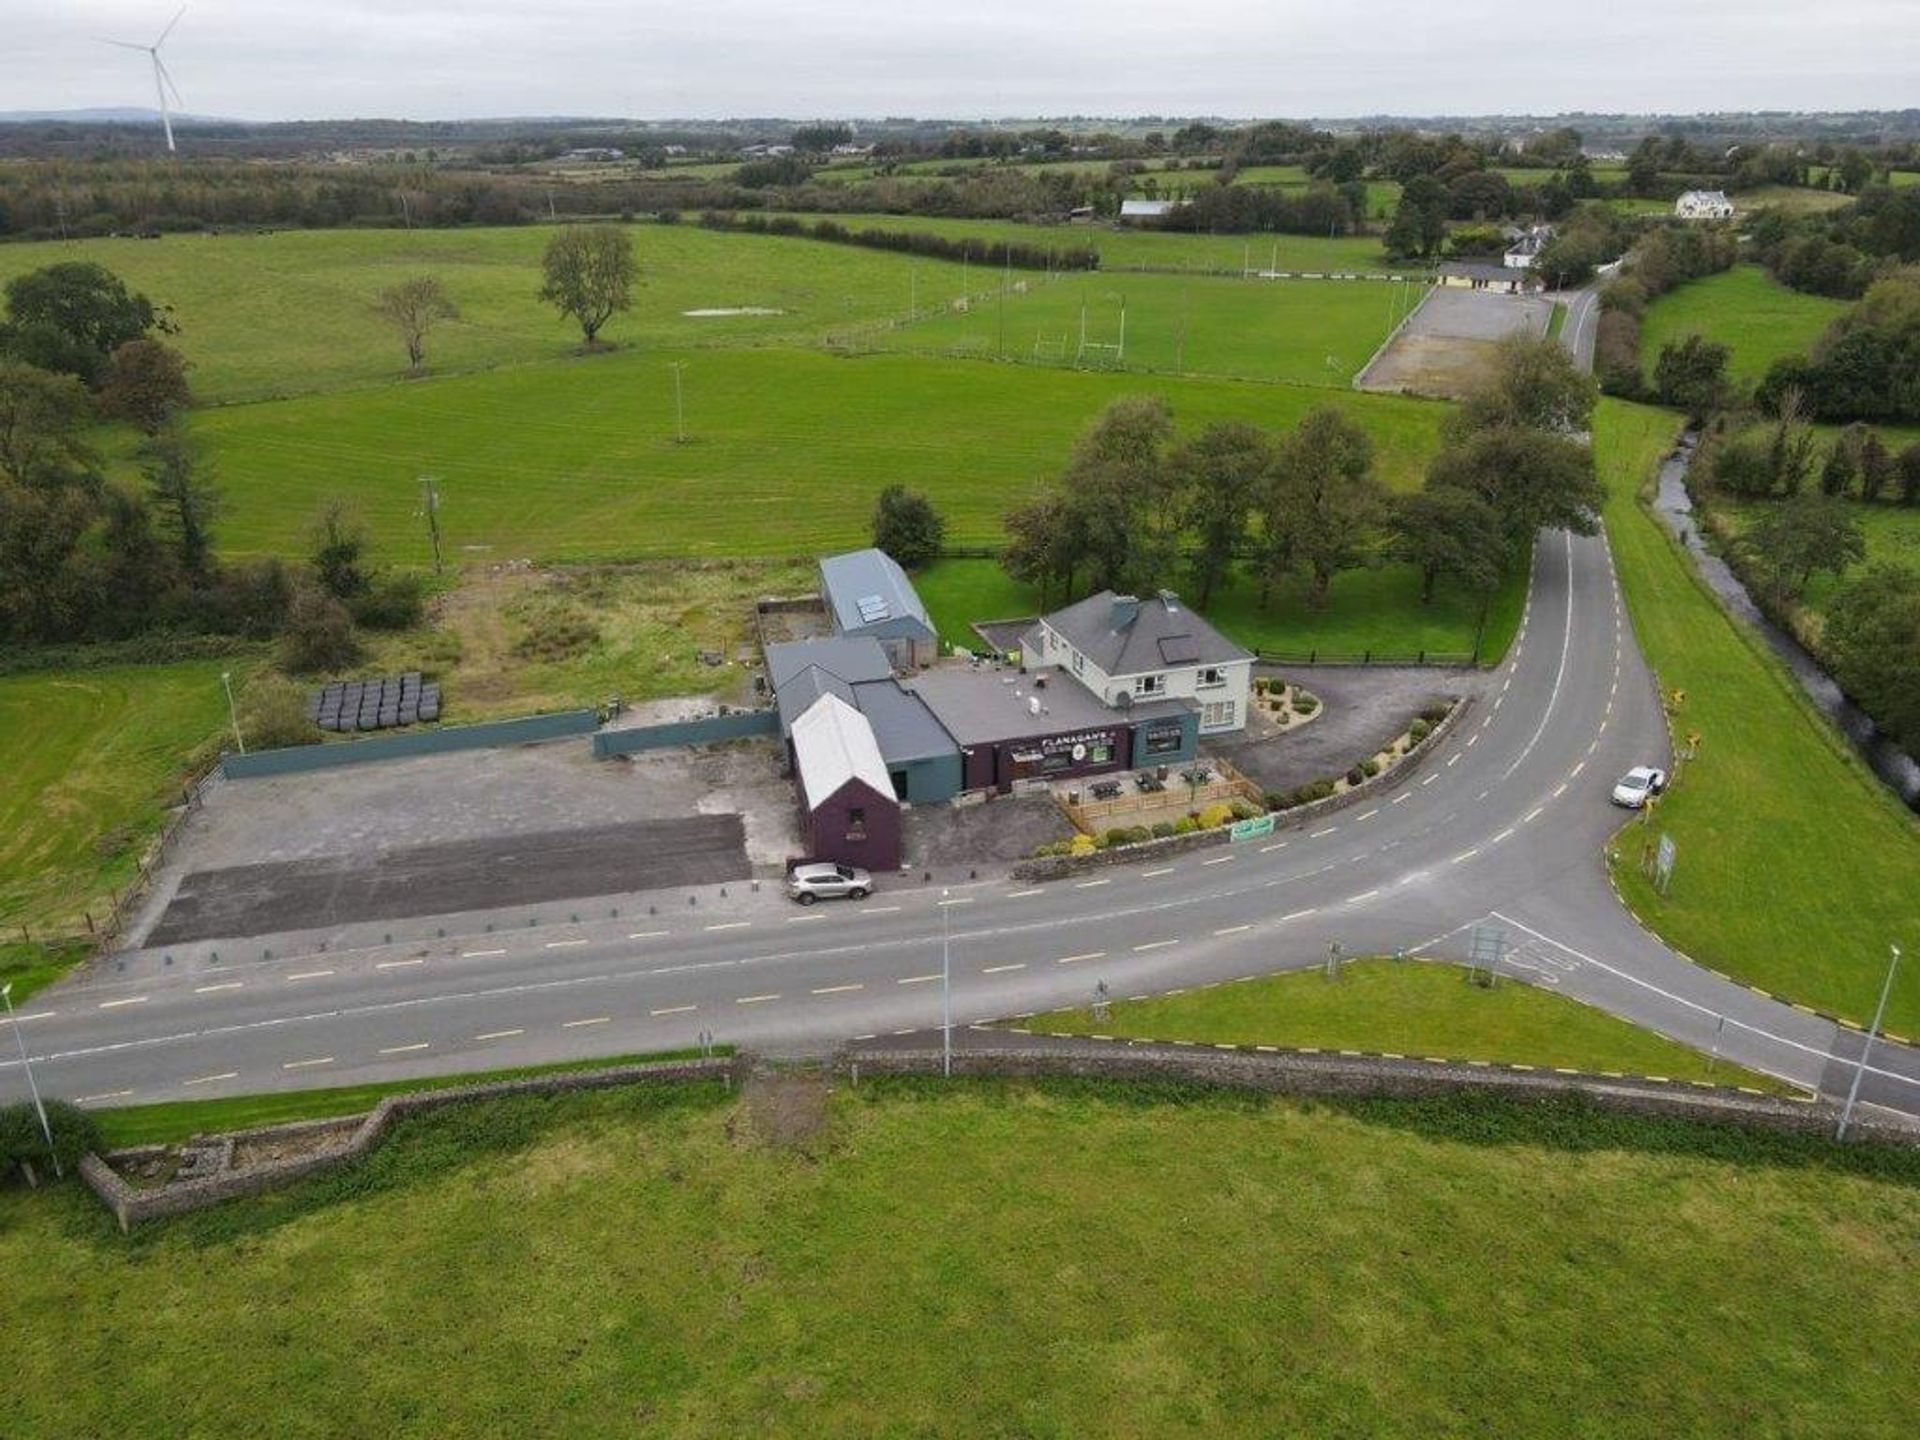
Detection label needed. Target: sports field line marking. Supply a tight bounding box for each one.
[563,1017,610,1028]
[378,1042,429,1055]
[982,963,1026,974]
[649,1005,696,1016]
[98,997,148,1009]
[812,983,864,995]
[194,982,242,994]
[475,1028,524,1041]
[283,1057,334,1069]
[462,948,508,958]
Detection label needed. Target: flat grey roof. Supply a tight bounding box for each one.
[818,548,935,640]
[906,665,1192,747]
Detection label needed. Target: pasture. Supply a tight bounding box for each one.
[874,269,1420,385]
[1638,264,1848,384]
[1597,399,1920,1033]
[185,346,1449,563]
[3,1078,1916,1438]
[1713,498,1920,617]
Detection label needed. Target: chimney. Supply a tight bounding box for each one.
[1109,594,1141,629]
[1157,589,1180,613]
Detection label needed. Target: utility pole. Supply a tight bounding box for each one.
[1837,944,1902,1140]
[220,670,245,755]
[420,476,443,574]
[670,362,686,443]
[940,888,953,1078]
[2,982,59,1178]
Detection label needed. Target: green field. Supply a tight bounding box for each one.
[3,1078,1915,1437]
[0,661,236,961]
[1639,265,1849,385]
[916,555,1523,662]
[1597,399,1920,1033]
[0,224,979,403]
[1716,498,1920,617]
[188,347,1448,563]
[1025,958,1783,1087]
[769,210,1399,273]
[873,269,1418,385]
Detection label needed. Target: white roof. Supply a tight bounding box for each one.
[1678,190,1731,203]
[1120,198,1175,217]
[791,693,892,808]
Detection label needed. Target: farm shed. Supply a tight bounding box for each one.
[768,637,963,804]
[818,548,939,670]
[790,693,902,870]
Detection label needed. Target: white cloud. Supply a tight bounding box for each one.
[5,0,1916,120]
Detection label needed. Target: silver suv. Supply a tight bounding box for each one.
[787,862,873,905]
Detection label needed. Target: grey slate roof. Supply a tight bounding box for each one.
[1041,591,1250,679]
[818,548,936,640]
[1439,261,1529,284]
[767,635,959,765]
[849,680,959,765]
[776,667,857,734]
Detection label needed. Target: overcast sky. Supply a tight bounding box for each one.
[7,0,1917,122]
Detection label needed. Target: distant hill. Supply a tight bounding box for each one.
[0,107,233,125]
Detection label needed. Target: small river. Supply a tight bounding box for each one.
[1652,434,1920,811]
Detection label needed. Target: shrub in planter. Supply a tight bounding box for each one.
[1263,792,1287,811]
[1419,702,1451,725]
[1229,799,1259,820]
[1069,833,1097,856]
[1172,815,1200,835]
[1345,766,1367,787]
[1294,695,1318,715]
[1198,802,1236,829]
[1361,758,1382,779]
[1151,820,1177,839]
[1409,717,1432,744]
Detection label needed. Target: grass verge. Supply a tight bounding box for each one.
[2,1079,1915,1436]
[1019,957,1784,1089]
[1596,398,1920,1033]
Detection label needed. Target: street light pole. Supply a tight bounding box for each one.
[941,887,952,1079]
[2,982,59,1178]
[1837,944,1902,1141]
[220,670,245,755]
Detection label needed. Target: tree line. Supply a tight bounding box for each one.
[691,212,1098,272]
[995,335,1602,651]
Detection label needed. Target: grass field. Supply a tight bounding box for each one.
[873,268,1417,385]
[1596,399,1920,1032]
[1024,957,1783,1087]
[1639,265,1848,385]
[915,555,1524,662]
[3,1078,1915,1437]
[0,661,236,944]
[1715,498,1920,617]
[186,346,1448,563]
[0,224,979,403]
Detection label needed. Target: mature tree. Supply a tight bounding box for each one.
[1428,427,1602,555]
[1835,148,1876,194]
[0,361,96,484]
[374,276,459,373]
[1384,175,1450,260]
[1261,407,1385,607]
[538,225,638,347]
[310,503,370,600]
[1652,334,1732,421]
[1389,486,1505,604]
[1058,396,1175,593]
[1,261,159,386]
[1742,492,1865,597]
[1174,420,1269,609]
[1820,428,1860,497]
[99,337,192,433]
[138,424,220,580]
[1767,387,1819,496]
[792,122,854,153]
[1450,333,1598,437]
[1000,491,1081,608]
[1858,431,1896,504]
[870,483,945,569]
[1823,564,1920,750]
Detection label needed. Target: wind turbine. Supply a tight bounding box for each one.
[102,7,187,153]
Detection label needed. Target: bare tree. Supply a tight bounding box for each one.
[538,226,638,348]
[374,277,458,373]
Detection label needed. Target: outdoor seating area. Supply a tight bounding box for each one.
[1056,758,1264,833]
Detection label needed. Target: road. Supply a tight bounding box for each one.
[6,518,1918,1123]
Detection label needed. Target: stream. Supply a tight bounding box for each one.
[1652,433,1920,811]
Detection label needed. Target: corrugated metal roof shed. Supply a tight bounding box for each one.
[791,693,893,808]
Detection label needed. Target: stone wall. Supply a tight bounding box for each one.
[81,1057,743,1230]
[837,1044,1919,1147]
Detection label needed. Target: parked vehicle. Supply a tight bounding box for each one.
[1610,766,1668,809]
[787,862,873,905]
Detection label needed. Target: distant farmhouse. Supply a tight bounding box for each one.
[1502,224,1552,270]
[560,147,624,163]
[1119,198,1180,222]
[1675,189,1735,220]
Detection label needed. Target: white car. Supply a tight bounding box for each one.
[786,862,873,905]
[1610,766,1668,809]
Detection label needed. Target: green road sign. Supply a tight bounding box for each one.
[1230,813,1276,842]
